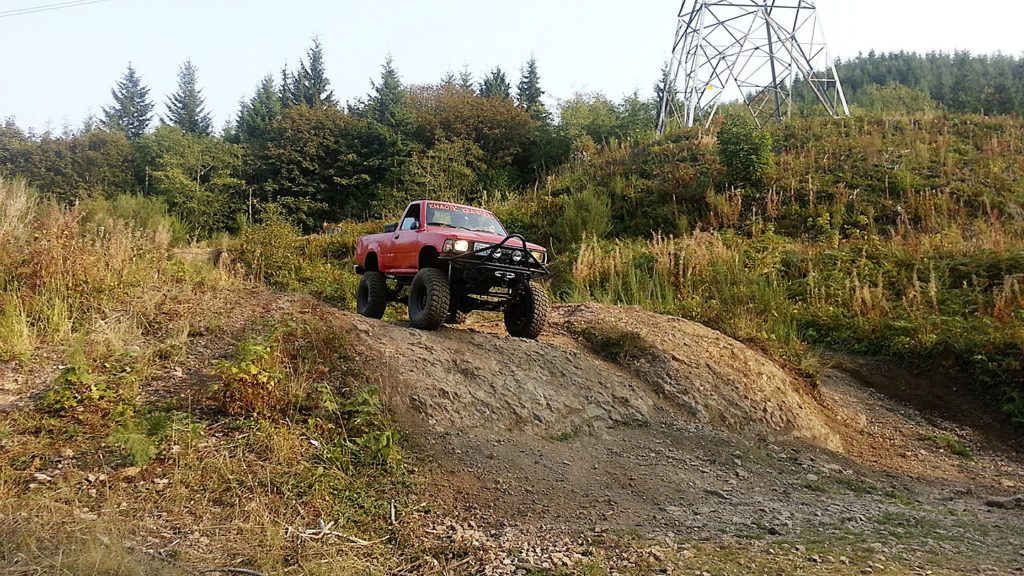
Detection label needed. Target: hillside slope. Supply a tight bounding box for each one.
[3,287,1023,575]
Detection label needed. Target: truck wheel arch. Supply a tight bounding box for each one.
[419,246,442,270]
[364,251,379,272]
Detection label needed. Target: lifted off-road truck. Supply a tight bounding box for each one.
[353,201,550,338]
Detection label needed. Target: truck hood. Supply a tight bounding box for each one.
[436,229,546,252]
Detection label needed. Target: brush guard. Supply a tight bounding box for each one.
[440,234,549,310]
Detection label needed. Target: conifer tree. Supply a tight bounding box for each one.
[479,67,511,99]
[164,60,213,136]
[290,38,336,107]
[653,60,677,128]
[440,70,457,87]
[516,57,549,123]
[279,67,295,107]
[102,63,154,140]
[237,75,282,146]
[369,55,412,133]
[457,67,475,91]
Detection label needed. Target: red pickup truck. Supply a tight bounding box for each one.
[353,200,550,338]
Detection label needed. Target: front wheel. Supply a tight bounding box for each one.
[408,268,451,331]
[503,281,549,339]
[356,271,388,319]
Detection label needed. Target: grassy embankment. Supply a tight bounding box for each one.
[496,114,1024,422]
[0,179,451,574]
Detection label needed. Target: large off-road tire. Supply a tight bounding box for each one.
[408,268,451,331]
[503,281,549,339]
[356,271,388,319]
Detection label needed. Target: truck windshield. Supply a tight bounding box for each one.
[425,203,507,235]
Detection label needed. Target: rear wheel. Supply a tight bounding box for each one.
[408,268,450,330]
[504,281,549,339]
[356,271,388,319]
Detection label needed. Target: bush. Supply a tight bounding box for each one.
[212,317,401,468]
[552,187,612,246]
[717,113,773,190]
[235,205,361,307]
[236,205,305,285]
[214,334,286,419]
[81,193,187,245]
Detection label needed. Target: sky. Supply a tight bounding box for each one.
[1,0,1023,132]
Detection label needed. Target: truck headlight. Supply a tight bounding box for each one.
[530,250,547,264]
[443,239,471,253]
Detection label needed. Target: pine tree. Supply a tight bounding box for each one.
[291,38,336,107]
[102,63,154,140]
[516,57,549,123]
[479,67,511,100]
[369,55,412,133]
[279,67,295,107]
[164,60,213,136]
[440,70,457,87]
[237,75,282,146]
[457,67,474,91]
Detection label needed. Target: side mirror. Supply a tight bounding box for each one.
[410,221,420,230]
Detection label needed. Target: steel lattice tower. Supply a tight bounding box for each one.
[657,0,850,131]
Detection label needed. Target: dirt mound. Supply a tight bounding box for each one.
[555,304,841,450]
[345,302,840,450]
[346,314,655,434]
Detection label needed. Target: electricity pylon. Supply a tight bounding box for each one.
[656,0,850,131]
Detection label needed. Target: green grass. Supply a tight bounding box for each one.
[921,433,974,459]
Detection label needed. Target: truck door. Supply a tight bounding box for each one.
[388,202,422,273]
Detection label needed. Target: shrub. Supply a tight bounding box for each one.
[213,317,402,469]
[717,113,773,190]
[552,187,612,246]
[81,193,187,245]
[213,334,286,419]
[35,347,134,424]
[235,204,304,285]
[235,205,358,307]
[108,412,174,466]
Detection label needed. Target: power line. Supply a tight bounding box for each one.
[0,0,107,19]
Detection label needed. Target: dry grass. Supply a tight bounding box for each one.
[0,177,177,363]
[0,179,449,574]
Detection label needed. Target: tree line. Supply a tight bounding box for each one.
[2,44,1022,238]
[0,39,665,236]
[793,50,1024,116]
